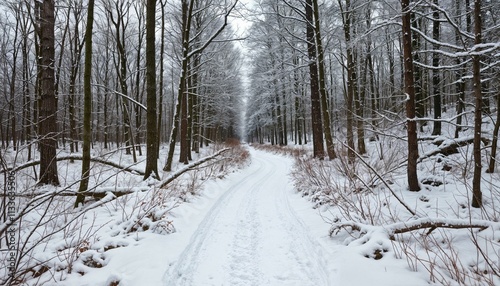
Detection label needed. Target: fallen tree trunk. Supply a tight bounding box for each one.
[330,217,496,237]
[2,155,145,176]
[6,186,151,199]
[3,148,230,199]
[418,136,490,162]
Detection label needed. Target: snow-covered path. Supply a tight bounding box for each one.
[163,149,332,285]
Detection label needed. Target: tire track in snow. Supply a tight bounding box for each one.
[272,158,331,285]
[226,158,272,286]
[253,155,330,285]
[163,149,331,285]
[163,156,273,285]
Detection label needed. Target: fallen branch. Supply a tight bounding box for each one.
[3,148,231,199]
[157,148,230,189]
[419,136,490,162]
[1,155,145,176]
[5,186,151,199]
[330,217,495,237]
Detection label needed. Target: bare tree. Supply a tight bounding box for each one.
[306,0,325,159]
[313,0,337,159]
[471,0,482,208]
[431,0,441,136]
[339,0,356,162]
[75,0,95,207]
[37,0,59,186]
[144,0,159,180]
[163,0,238,171]
[402,0,420,192]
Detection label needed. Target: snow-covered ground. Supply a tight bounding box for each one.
[2,139,499,285]
[59,148,427,286]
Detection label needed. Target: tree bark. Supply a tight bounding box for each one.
[164,0,194,171]
[306,0,325,159]
[37,0,59,186]
[402,0,420,192]
[157,0,166,157]
[487,91,500,173]
[411,11,424,125]
[471,0,483,208]
[313,0,336,159]
[144,0,159,180]
[455,0,471,138]
[109,2,136,161]
[75,0,95,208]
[339,0,356,162]
[431,0,442,136]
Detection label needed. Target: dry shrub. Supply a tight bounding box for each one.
[291,154,388,225]
[250,143,306,157]
[291,143,499,285]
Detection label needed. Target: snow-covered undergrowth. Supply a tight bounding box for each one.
[257,123,500,285]
[0,141,249,286]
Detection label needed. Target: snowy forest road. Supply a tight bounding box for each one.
[163,148,333,285]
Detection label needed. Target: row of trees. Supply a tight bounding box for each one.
[0,0,243,201]
[244,0,499,207]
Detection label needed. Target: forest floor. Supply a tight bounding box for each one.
[59,148,428,286]
[2,134,500,285]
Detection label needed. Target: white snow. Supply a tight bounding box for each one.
[51,148,427,286]
[3,138,499,285]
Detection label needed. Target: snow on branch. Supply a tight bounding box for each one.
[157,148,230,189]
[418,136,490,162]
[2,155,145,176]
[186,1,238,59]
[329,217,496,238]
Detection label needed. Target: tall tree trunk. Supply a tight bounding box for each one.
[21,13,32,160]
[144,0,159,179]
[487,91,500,173]
[293,54,302,145]
[306,0,325,159]
[431,0,442,136]
[402,0,420,192]
[340,0,356,162]
[186,62,194,160]
[110,3,136,161]
[455,0,472,138]
[157,0,167,157]
[411,12,424,127]
[75,0,95,207]
[9,19,19,151]
[354,52,366,155]
[134,3,145,157]
[191,55,200,154]
[37,0,59,186]
[164,0,194,171]
[179,72,189,164]
[68,23,84,156]
[103,29,110,149]
[471,0,483,208]
[313,0,336,159]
